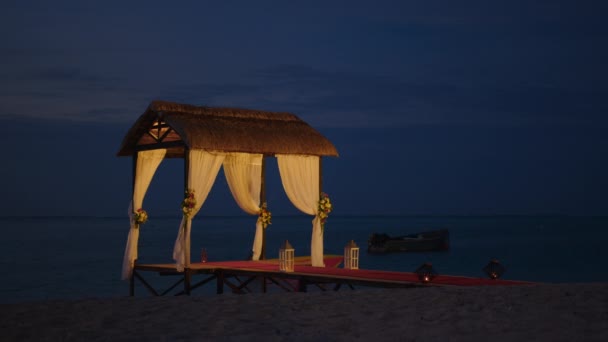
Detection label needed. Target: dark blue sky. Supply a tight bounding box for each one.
[1,1,607,216]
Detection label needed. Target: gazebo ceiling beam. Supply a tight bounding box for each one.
[159,127,174,142]
[145,131,160,141]
[146,118,174,142]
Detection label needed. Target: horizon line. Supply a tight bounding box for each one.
[0,214,605,219]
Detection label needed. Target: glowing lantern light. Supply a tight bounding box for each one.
[415,262,437,283]
[344,240,360,270]
[279,240,295,272]
[483,259,505,280]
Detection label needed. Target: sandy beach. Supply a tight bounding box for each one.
[1,283,606,341]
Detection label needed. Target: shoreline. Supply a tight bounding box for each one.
[1,283,606,341]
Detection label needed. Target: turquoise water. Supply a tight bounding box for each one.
[0,215,607,303]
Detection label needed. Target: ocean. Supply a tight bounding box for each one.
[1,215,607,303]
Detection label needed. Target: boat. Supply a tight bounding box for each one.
[367,229,450,253]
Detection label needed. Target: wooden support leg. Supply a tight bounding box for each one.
[184,269,192,295]
[230,276,257,293]
[216,270,224,294]
[188,275,217,293]
[134,272,159,296]
[129,271,135,296]
[298,279,308,292]
[314,283,328,291]
[266,277,295,292]
[161,278,184,296]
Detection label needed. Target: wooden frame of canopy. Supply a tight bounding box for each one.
[118,100,338,279]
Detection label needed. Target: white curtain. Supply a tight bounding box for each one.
[121,149,167,280]
[173,150,225,271]
[223,153,264,260]
[277,154,324,267]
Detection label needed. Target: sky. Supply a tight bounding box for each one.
[1,0,607,217]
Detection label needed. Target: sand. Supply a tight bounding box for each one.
[1,283,607,341]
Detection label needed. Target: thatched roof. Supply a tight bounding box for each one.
[117,101,339,158]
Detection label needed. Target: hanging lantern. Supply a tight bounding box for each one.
[483,259,505,280]
[279,240,295,272]
[344,240,360,270]
[415,262,437,283]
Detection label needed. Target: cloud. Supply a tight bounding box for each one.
[161,64,608,128]
[1,1,605,127]
[0,64,155,122]
[1,60,606,129]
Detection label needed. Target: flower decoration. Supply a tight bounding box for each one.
[317,192,333,230]
[134,208,148,225]
[181,189,197,217]
[259,203,272,229]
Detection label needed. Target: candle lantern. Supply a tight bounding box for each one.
[415,262,437,283]
[344,240,360,270]
[200,248,208,263]
[279,240,295,272]
[483,259,505,280]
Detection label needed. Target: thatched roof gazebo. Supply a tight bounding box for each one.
[117,100,338,158]
[118,100,338,280]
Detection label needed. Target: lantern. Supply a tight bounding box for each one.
[200,248,208,263]
[483,259,505,280]
[415,262,437,283]
[279,240,295,272]
[344,240,359,270]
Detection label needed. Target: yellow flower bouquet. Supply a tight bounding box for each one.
[181,189,196,217]
[259,203,272,229]
[318,192,333,230]
[134,208,148,225]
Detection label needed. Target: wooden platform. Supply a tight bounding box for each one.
[130,255,531,296]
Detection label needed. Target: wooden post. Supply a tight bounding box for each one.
[184,269,192,295]
[319,157,323,194]
[216,270,224,294]
[184,148,191,268]
[319,157,324,265]
[131,151,138,229]
[259,157,268,292]
[132,152,138,197]
[130,152,138,296]
[129,270,135,296]
[260,157,267,260]
[184,148,190,193]
[183,147,191,298]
